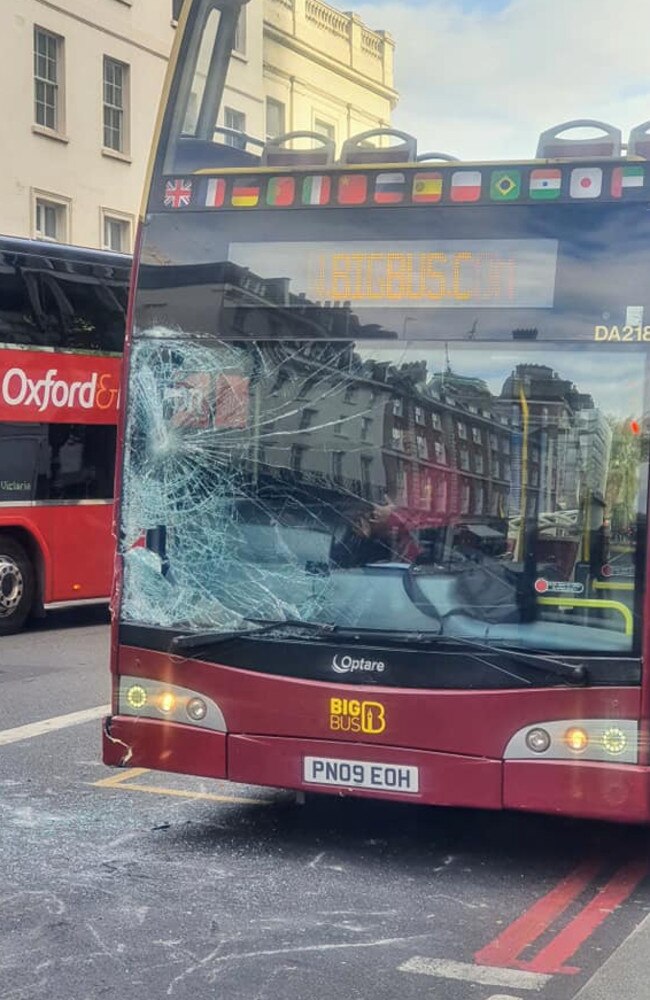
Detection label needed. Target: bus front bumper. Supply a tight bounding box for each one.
[102,716,650,824]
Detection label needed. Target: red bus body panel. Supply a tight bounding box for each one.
[103,645,650,822]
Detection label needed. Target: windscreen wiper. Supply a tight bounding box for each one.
[423,634,587,686]
[170,617,337,652]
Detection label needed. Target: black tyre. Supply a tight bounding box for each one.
[0,537,35,635]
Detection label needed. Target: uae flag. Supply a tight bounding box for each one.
[529,168,562,200]
[412,172,443,203]
[302,175,331,205]
[205,178,225,207]
[231,179,260,207]
[337,174,368,205]
[266,177,295,206]
[450,170,482,202]
[569,167,602,199]
[374,172,405,204]
[611,165,644,198]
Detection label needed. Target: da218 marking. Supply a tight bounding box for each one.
[594,325,650,342]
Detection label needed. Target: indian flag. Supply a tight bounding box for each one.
[529,168,561,200]
[302,175,331,206]
[611,165,644,198]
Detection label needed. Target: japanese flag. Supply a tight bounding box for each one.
[570,167,602,199]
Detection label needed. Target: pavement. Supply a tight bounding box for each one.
[574,911,650,999]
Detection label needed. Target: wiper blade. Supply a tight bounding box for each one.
[429,634,587,685]
[170,617,336,652]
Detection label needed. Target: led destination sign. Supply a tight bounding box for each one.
[229,239,558,309]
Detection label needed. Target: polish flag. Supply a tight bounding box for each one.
[450,171,482,202]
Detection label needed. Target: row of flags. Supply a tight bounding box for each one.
[163,164,646,210]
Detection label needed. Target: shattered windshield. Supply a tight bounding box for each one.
[120,337,647,655]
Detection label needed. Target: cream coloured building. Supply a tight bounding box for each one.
[0,0,396,252]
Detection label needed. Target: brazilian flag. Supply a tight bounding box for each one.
[490,170,521,201]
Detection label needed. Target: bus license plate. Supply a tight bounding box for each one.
[303,756,419,794]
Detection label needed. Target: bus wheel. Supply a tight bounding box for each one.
[0,538,35,635]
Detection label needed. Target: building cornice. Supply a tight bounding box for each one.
[263,23,398,106]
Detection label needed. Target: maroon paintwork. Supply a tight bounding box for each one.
[102,644,650,822]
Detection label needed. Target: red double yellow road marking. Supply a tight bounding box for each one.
[475,857,650,976]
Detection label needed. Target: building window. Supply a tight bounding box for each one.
[474,485,484,514]
[415,406,425,425]
[266,98,285,141]
[457,421,467,440]
[103,57,129,152]
[361,456,373,497]
[503,438,511,454]
[103,215,130,252]
[34,27,62,132]
[361,417,373,441]
[290,445,304,473]
[416,435,429,459]
[335,416,347,437]
[314,117,335,143]
[224,107,246,148]
[35,197,67,241]
[461,482,471,514]
[299,408,316,430]
[489,432,498,450]
[472,427,482,444]
[432,412,442,431]
[392,398,404,417]
[392,427,404,450]
[459,448,470,471]
[332,451,344,481]
[435,478,448,512]
[434,440,446,464]
[475,453,484,474]
[233,10,246,54]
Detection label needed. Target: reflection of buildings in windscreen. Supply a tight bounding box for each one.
[136,260,398,340]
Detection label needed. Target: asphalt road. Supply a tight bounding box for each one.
[2,609,650,1000]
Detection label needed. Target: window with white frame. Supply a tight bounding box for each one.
[224,107,246,148]
[34,27,63,131]
[103,215,130,253]
[103,57,129,152]
[233,10,247,54]
[266,98,285,141]
[416,435,429,459]
[414,406,425,425]
[457,421,467,440]
[434,440,446,464]
[432,412,442,430]
[472,426,482,444]
[314,117,335,143]
[35,197,67,241]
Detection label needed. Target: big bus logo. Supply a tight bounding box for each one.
[1,367,118,413]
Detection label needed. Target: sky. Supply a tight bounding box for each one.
[353,0,650,161]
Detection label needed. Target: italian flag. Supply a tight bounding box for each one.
[302,175,331,205]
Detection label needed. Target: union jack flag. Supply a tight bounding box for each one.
[164,178,193,208]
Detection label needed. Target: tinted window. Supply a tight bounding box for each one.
[0,244,129,353]
[0,423,116,502]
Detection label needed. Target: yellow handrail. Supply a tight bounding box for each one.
[538,596,633,636]
[592,580,634,592]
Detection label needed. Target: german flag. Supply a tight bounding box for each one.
[232,179,260,208]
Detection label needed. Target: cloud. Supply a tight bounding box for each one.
[354,0,650,160]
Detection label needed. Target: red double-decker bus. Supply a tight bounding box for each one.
[104,0,650,822]
[0,236,128,632]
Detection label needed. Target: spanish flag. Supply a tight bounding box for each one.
[412,172,443,203]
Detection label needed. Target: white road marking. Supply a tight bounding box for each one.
[0,705,109,747]
[399,957,551,990]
